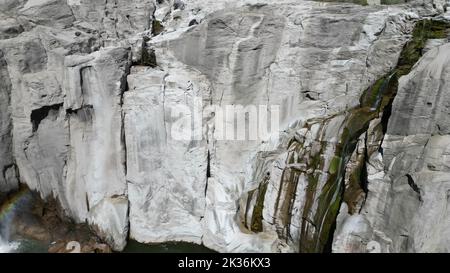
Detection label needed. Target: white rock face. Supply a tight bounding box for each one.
[0,0,448,253]
[0,0,150,250]
[64,48,130,250]
[134,1,429,252]
[0,50,18,195]
[333,42,450,253]
[123,64,209,244]
[69,0,155,42]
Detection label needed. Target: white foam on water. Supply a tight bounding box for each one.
[0,237,19,253]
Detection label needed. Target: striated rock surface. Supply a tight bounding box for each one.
[0,0,151,250]
[131,1,421,252]
[0,0,449,253]
[0,49,18,195]
[333,21,450,253]
[123,64,209,244]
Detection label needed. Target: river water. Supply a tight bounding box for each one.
[0,237,214,253]
[0,237,19,253]
[0,237,48,253]
[122,240,216,253]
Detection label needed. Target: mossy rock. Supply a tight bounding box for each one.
[329,156,342,175]
[397,20,450,76]
[152,20,164,36]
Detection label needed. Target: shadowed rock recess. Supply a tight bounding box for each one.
[0,0,449,253]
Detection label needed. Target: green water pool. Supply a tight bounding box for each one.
[122,240,216,253]
[15,239,49,253]
[10,239,215,253]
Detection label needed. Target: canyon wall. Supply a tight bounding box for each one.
[0,0,449,252]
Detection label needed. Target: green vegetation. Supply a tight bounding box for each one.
[152,20,164,36]
[329,156,341,175]
[397,20,450,76]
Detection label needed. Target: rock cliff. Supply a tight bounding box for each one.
[0,0,449,252]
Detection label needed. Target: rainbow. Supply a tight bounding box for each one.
[0,187,32,253]
[0,187,30,223]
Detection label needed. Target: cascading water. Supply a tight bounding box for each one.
[0,215,19,253]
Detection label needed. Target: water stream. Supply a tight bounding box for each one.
[0,237,19,253]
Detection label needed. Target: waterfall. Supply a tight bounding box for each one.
[0,213,19,253]
[0,236,19,253]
